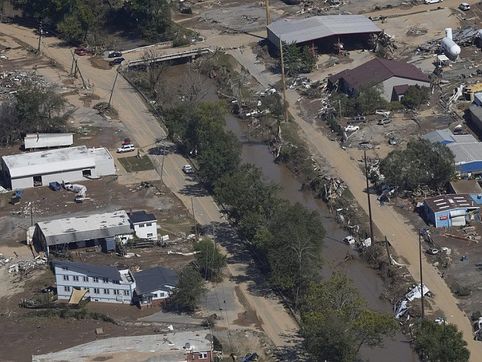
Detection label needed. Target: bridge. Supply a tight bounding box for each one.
[126,47,214,69]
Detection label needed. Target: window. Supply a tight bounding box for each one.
[82,169,92,177]
[139,224,145,228]
[103,289,110,295]
[199,352,208,359]
[93,277,99,283]
[73,276,79,281]
[147,233,153,238]
[124,290,130,296]
[146,222,152,227]
[113,289,119,295]
[103,277,109,283]
[113,280,120,285]
[63,275,69,281]
[83,276,89,282]
[64,286,70,292]
[93,288,100,294]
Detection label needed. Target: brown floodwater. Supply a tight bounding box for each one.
[161,63,418,361]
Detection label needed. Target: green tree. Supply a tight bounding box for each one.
[413,320,469,362]
[257,203,324,307]
[380,139,455,191]
[194,238,227,281]
[301,274,398,362]
[214,164,279,241]
[281,42,317,76]
[331,87,389,117]
[123,0,171,41]
[0,80,67,145]
[170,265,206,313]
[401,85,429,109]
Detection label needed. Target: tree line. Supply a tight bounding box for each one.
[11,0,173,44]
[162,100,404,360]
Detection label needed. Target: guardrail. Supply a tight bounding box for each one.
[126,47,214,69]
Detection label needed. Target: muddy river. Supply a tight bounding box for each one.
[162,63,418,361]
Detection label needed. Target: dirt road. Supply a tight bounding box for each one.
[0,23,299,347]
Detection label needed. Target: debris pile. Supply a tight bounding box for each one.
[7,256,48,275]
[394,284,430,320]
[322,177,347,202]
[0,71,49,99]
[296,0,345,16]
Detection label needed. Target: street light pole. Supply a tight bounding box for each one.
[419,230,425,319]
[108,67,120,107]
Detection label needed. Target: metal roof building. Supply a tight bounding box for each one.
[423,194,479,228]
[423,129,478,145]
[1,145,116,189]
[24,133,74,150]
[328,57,430,101]
[447,142,482,174]
[267,15,381,50]
[34,210,133,255]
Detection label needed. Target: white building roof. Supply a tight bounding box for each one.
[2,146,109,178]
[267,15,381,44]
[36,210,133,246]
[24,133,73,149]
[32,332,213,362]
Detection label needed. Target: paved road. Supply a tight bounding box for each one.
[0,23,299,347]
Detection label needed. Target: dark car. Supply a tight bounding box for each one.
[108,51,123,58]
[74,47,90,56]
[109,57,125,66]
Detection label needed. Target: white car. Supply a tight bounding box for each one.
[375,110,391,117]
[182,164,194,174]
[424,0,442,4]
[344,235,356,245]
[344,125,360,132]
[117,144,135,153]
[459,3,470,11]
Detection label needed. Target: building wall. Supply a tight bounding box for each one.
[267,28,281,50]
[381,77,430,101]
[10,168,93,189]
[187,351,212,362]
[133,221,157,240]
[54,266,135,303]
[457,161,482,175]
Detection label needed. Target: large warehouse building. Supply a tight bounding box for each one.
[267,15,382,51]
[1,145,116,189]
[328,57,430,101]
[33,210,133,256]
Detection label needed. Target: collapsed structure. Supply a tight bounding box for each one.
[0,145,116,189]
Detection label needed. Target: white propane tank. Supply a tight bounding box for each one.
[441,37,461,58]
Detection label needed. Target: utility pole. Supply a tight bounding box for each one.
[278,38,288,123]
[191,197,198,238]
[419,230,425,319]
[37,20,42,53]
[363,150,375,244]
[264,0,271,26]
[384,236,392,266]
[108,67,120,107]
[160,145,165,182]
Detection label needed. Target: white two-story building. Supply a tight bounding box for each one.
[128,210,158,240]
[54,260,135,303]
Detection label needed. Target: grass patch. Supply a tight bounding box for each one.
[118,155,154,172]
[30,308,116,324]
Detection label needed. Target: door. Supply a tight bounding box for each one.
[33,175,42,187]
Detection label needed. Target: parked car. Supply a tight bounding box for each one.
[74,47,90,56]
[424,0,442,4]
[351,115,366,123]
[49,181,62,191]
[117,144,135,153]
[459,2,470,11]
[109,57,125,66]
[108,51,123,58]
[358,141,374,149]
[388,136,398,145]
[182,164,194,174]
[375,110,391,117]
[426,248,440,255]
[122,137,132,145]
[378,118,392,125]
[344,124,360,132]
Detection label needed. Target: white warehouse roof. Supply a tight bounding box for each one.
[2,146,111,178]
[36,210,132,246]
[267,15,381,44]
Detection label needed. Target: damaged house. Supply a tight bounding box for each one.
[328,57,430,101]
[423,194,480,228]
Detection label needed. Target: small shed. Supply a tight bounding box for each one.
[24,133,74,150]
[423,194,479,228]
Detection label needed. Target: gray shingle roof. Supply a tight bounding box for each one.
[129,211,156,224]
[54,260,122,281]
[267,15,381,44]
[134,267,178,295]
